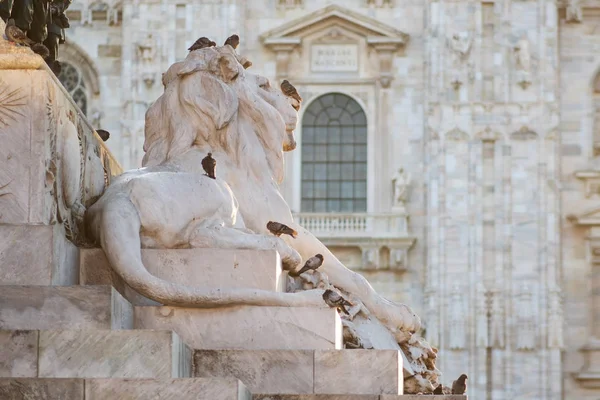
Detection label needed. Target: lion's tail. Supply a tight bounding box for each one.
[93,194,298,308]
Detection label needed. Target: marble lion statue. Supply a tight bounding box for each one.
[86,41,439,392]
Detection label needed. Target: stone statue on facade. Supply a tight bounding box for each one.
[85,39,440,394]
[566,0,582,23]
[136,33,157,87]
[392,167,411,211]
[514,36,532,89]
[446,31,473,89]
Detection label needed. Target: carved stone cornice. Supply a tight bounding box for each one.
[573,170,600,199]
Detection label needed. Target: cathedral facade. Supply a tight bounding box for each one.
[59,0,600,398]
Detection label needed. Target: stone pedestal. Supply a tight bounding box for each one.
[135,305,342,350]
[80,248,286,306]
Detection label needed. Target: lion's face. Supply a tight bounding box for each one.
[249,73,298,152]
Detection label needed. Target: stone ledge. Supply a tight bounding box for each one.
[0,285,132,330]
[0,225,79,286]
[135,305,342,350]
[38,329,191,378]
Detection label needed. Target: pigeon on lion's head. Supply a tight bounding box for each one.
[144,44,301,184]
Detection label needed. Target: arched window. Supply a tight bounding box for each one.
[301,93,367,212]
[58,62,88,115]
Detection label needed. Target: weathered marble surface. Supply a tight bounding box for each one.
[80,248,286,293]
[314,350,402,395]
[0,225,78,286]
[135,306,342,350]
[0,378,84,399]
[86,378,251,400]
[253,396,378,400]
[0,286,132,330]
[38,330,191,378]
[0,331,38,377]
[380,397,467,400]
[194,350,313,394]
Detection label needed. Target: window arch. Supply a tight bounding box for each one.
[58,62,88,115]
[301,93,367,212]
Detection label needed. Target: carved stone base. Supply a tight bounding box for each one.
[574,338,600,388]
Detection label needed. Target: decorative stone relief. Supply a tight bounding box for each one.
[0,79,26,129]
[566,0,582,23]
[277,0,303,9]
[574,171,600,198]
[446,31,473,90]
[136,34,158,87]
[547,285,564,349]
[366,0,393,7]
[361,247,379,269]
[490,288,505,348]
[475,284,489,348]
[515,284,536,351]
[448,284,467,350]
[389,248,407,270]
[513,36,532,89]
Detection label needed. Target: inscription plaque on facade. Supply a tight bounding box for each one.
[311,44,358,72]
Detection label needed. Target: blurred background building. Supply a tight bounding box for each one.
[57,0,600,398]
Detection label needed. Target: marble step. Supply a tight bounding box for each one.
[0,378,251,400]
[135,305,342,351]
[0,224,79,286]
[0,329,191,378]
[253,396,468,400]
[80,248,286,305]
[194,349,403,395]
[0,285,132,330]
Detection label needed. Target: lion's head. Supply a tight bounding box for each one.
[143,43,301,183]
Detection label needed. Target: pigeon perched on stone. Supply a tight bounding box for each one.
[322,289,352,315]
[433,384,444,395]
[224,34,240,49]
[451,374,468,395]
[96,129,110,142]
[292,254,324,276]
[5,19,34,46]
[202,152,216,179]
[31,43,50,59]
[266,221,297,238]
[188,37,216,52]
[280,80,302,103]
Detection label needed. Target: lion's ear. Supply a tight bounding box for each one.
[218,54,240,83]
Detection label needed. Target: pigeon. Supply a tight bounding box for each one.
[96,129,110,142]
[266,221,297,238]
[49,60,62,76]
[224,34,239,49]
[201,152,216,179]
[5,19,34,46]
[188,37,216,52]
[292,254,324,276]
[451,374,468,395]
[280,80,302,103]
[31,43,50,59]
[322,289,353,315]
[433,384,444,395]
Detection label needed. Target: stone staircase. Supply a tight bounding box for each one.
[0,46,466,399]
[0,228,466,399]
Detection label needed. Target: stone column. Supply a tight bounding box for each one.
[262,38,301,81]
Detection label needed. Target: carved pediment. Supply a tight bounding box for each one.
[260,5,408,87]
[260,4,409,46]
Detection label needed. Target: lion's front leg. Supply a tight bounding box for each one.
[187,223,302,270]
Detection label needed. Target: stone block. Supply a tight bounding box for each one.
[0,224,78,286]
[85,378,251,400]
[135,306,342,350]
[314,350,402,395]
[0,378,84,399]
[194,350,313,394]
[0,285,133,330]
[0,330,38,377]
[252,396,377,400]
[38,330,191,378]
[380,397,467,400]
[80,248,285,305]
